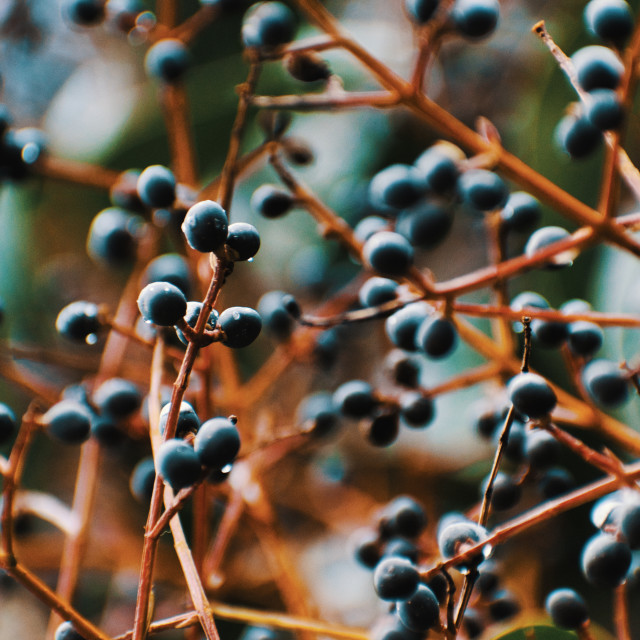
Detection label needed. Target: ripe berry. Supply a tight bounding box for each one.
[257,290,295,340]
[333,380,376,419]
[159,401,200,437]
[242,2,297,49]
[385,302,430,351]
[369,164,425,210]
[175,301,219,346]
[373,556,420,601]
[457,169,508,211]
[297,392,339,437]
[545,588,589,630]
[399,392,434,428]
[354,216,389,243]
[251,184,294,218]
[567,321,603,356]
[525,429,560,470]
[396,584,440,632]
[93,378,142,420]
[352,527,381,569]
[451,0,500,39]
[226,222,261,261]
[0,404,16,445]
[584,0,633,45]
[363,231,414,277]
[582,358,629,407]
[462,609,485,639]
[584,89,624,131]
[383,538,419,563]
[507,372,557,419]
[145,39,190,83]
[487,589,520,622]
[56,301,102,344]
[414,146,459,194]
[137,165,176,209]
[130,456,156,503]
[581,532,631,587]
[571,45,624,91]
[362,411,400,447]
[138,281,188,327]
[385,350,421,388]
[87,207,143,267]
[54,621,87,640]
[194,417,241,469]
[555,114,602,158]
[537,467,575,499]
[91,416,125,447]
[284,52,331,82]
[181,200,228,253]
[63,0,104,25]
[379,496,427,539]
[500,192,541,232]
[157,439,201,491]
[395,202,453,249]
[415,315,457,358]
[437,519,487,569]
[482,472,521,511]
[405,0,439,24]
[358,277,399,307]
[143,253,191,297]
[524,226,574,268]
[619,503,640,549]
[532,317,568,349]
[218,306,262,348]
[43,400,92,444]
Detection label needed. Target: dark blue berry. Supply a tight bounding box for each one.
[487,589,520,621]
[91,416,125,447]
[106,0,144,31]
[384,538,419,563]
[333,380,376,419]
[182,200,229,253]
[157,439,201,491]
[87,207,143,266]
[218,306,262,348]
[555,114,602,158]
[359,277,399,307]
[143,253,191,297]
[137,165,176,209]
[560,298,592,314]
[145,38,190,83]
[369,164,425,210]
[482,471,520,511]
[581,532,631,587]
[363,231,414,277]
[258,290,294,340]
[524,226,574,268]
[352,527,381,569]
[242,2,297,49]
[452,0,500,39]
[571,45,624,91]
[414,146,459,193]
[538,467,575,499]
[226,222,261,261]
[138,281,188,327]
[284,52,331,83]
[93,378,142,420]
[475,560,500,595]
[437,520,487,569]
[56,301,102,344]
[363,411,400,447]
[396,584,440,632]
[405,0,439,24]
[532,317,568,349]
[462,609,485,639]
[43,400,92,444]
[55,621,86,640]
[582,358,629,407]
[567,321,603,356]
[500,192,541,232]
[457,169,508,211]
[297,392,339,437]
[619,503,640,549]
[415,315,457,358]
[399,392,434,428]
[109,169,144,211]
[496,419,527,464]
[385,351,421,388]
[385,303,430,352]
[373,556,420,601]
[395,202,453,249]
[251,184,294,218]
[585,89,624,131]
[175,301,219,346]
[525,429,560,470]
[194,417,241,469]
[354,216,388,243]
[130,456,156,503]
[584,0,633,45]
[545,588,589,630]
[0,404,16,445]
[507,372,557,419]
[159,401,200,437]
[380,496,427,539]
[63,0,104,25]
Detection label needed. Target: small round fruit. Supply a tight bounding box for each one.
[297,392,339,437]
[437,519,488,569]
[258,290,295,340]
[226,222,261,261]
[194,417,241,469]
[567,321,603,356]
[137,165,176,209]
[54,621,87,640]
[369,164,425,211]
[362,411,400,447]
[0,404,16,445]
[500,192,541,232]
[584,0,633,45]
[175,301,219,346]
[93,378,142,419]
[582,358,629,407]
[571,45,624,91]
[396,584,440,632]
[395,203,453,250]
[385,302,430,351]
[584,89,624,131]
[481,471,520,511]
[358,277,399,308]
[56,301,102,344]
[87,207,142,266]
[581,532,631,587]
[43,401,92,445]
[507,372,557,419]
[242,1,297,49]
[130,457,156,503]
[181,200,229,253]
[457,169,508,211]
[143,253,191,297]
[157,439,201,491]
[218,306,262,348]
[63,0,104,25]
[451,0,500,39]
[555,114,602,158]
[405,0,439,24]
[145,38,190,83]
[251,184,294,218]
[138,281,188,327]
[414,146,459,193]
[545,588,589,630]
[373,556,420,601]
[524,226,574,268]
[159,401,200,437]
[363,231,414,277]
[415,315,457,359]
[333,380,376,419]
[399,392,434,428]
[379,496,427,539]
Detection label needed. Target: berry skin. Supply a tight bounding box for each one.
[500,192,541,232]
[297,392,339,437]
[93,378,142,420]
[457,169,508,211]
[226,222,261,261]
[56,301,102,344]
[581,532,631,587]
[555,114,602,159]
[545,588,589,630]
[373,556,420,601]
[584,89,624,131]
[359,277,399,308]
[532,317,568,349]
[54,621,87,640]
[396,584,441,632]
[379,496,427,539]
[218,306,262,348]
[584,0,633,45]
[352,527,381,569]
[582,358,629,407]
[487,589,520,622]
[194,417,241,469]
[415,315,457,359]
[43,400,92,445]
[363,231,414,277]
[130,457,156,503]
[385,302,430,351]
[462,609,485,639]
[0,404,16,445]
[619,503,640,549]
[181,200,228,253]
[369,164,425,211]
[175,301,219,346]
[384,538,419,563]
[482,471,521,511]
[136,165,176,209]
[159,401,200,437]
[138,281,188,327]
[567,321,603,356]
[451,0,500,39]
[143,253,191,297]
[524,226,574,268]
[333,380,376,419]
[385,351,421,388]
[144,39,190,83]
[395,203,453,250]
[157,439,201,491]
[507,372,557,419]
[525,429,560,470]
[284,52,331,83]
[354,216,389,243]
[437,520,488,569]
[571,45,624,92]
[251,184,294,218]
[87,207,143,267]
[405,0,439,24]
[414,146,459,194]
[362,411,400,447]
[63,0,104,25]
[399,392,434,428]
[257,290,295,340]
[537,467,575,499]
[242,1,297,49]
